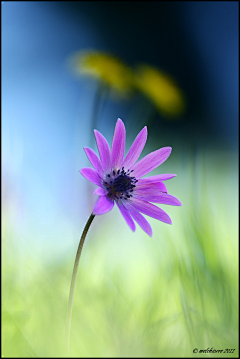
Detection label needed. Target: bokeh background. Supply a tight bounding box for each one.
[2,1,238,357]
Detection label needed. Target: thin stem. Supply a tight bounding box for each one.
[66,213,95,355]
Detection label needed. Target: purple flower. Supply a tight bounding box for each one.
[80,118,182,237]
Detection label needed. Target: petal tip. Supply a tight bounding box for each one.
[142,126,148,137]
[94,129,101,136]
[83,147,88,155]
[116,117,125,130]
[147,228,153,237]
[115,118,125,129]
[174,196,182,206]
[79,168,86,177]
[164,214,172,225]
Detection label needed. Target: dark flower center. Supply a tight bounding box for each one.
[103,167,138,201]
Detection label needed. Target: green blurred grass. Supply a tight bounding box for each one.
[2,147,238,357]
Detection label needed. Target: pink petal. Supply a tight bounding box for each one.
[116,202,136,232]
[93,195,114,215]
[127,205,152,237]
[123,126,148,170]
[135,182,168,194]
[84,147,103,176]
[80,168,102,187]
[134,193,182,206]
[93,187,106,196]
[111,118,126,170]
[131,147,172,178]
[130,197,172,224]
[94,130,111,173]
[138,174,177,183]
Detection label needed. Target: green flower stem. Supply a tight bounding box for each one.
[66,213,95,355]
[90,81,109,149]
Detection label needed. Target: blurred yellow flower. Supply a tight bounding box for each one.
[134,65,186,117]
[70,50,134,97]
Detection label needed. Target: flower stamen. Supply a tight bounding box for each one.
[103,167,136,201]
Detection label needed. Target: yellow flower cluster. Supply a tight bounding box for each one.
[70,50,134,97]
[134,65,186,117]
[70,50,186,117]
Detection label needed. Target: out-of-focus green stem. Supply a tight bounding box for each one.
[89,81,109,149]
[66,213,95,355]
